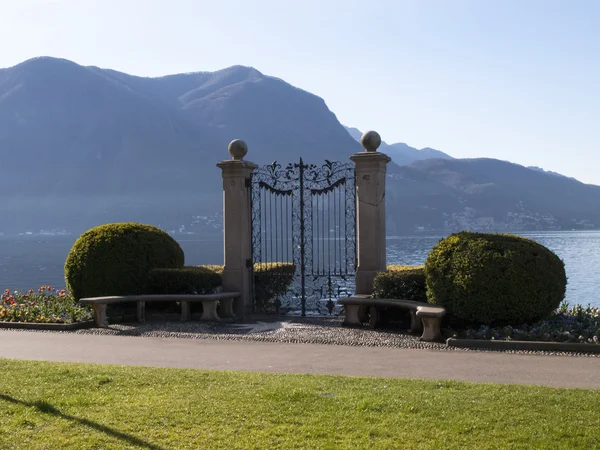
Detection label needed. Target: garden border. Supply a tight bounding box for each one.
[446,338,600,354]
[0,320,95,331]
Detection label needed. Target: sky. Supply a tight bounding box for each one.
[1,0,599,184]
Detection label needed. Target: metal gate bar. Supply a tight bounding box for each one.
[251,159,356,315]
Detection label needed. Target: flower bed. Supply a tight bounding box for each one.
[452,303,600,344]
[1,286,93,324]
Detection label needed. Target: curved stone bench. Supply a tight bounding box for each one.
[80,293,240,328]
[337,295,446,342]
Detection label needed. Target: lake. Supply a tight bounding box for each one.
[1,231,598,307]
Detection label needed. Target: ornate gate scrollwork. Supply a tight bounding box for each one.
[251,158,356,315]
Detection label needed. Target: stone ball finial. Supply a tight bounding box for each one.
[228,139,248,160]
[360,130,381,152]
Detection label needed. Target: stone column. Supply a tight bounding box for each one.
[350,131,391,295]
[217,140,257,317]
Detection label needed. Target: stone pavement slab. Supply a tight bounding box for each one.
[1,330,599,389]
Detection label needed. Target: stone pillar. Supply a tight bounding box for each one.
[217,140,257,317]
[350,131,391,294]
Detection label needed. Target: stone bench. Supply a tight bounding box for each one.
[337,295,446,342]
[80,292,240,328]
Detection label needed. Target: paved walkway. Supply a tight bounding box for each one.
[1,330,599,389]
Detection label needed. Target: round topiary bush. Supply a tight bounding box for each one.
[425,231,566,326]
[65,222,184,300]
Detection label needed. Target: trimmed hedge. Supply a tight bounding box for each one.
[65,223,184,300]
[425,231,567,326]
[146,267,222,295]
[144,263,295,312]
[193,263,295,312]
[373,265,426,302]
[253,263,296,313]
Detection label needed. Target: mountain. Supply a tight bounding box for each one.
[344,126,453,165]
[0,56,598,236]
[0,57,361,233]
[386,158,600,234]
[527,166,577,181]
[345,126,363,141]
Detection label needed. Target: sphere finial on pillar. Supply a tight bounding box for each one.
[360,130,381,152]
[228,139,248,160]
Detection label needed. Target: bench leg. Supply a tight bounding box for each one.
[137,301,145,323]
[180,301,190,322]
[410,310,423,333]
[219,298,235,318]
[368,306,380,329]
[357,305,369,323]
[92,304,108,328]
[342,304,362,326]
[200,300,220,321]
[420,316,443,342]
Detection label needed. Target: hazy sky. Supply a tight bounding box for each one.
[1,0,599,184]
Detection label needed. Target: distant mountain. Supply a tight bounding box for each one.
[345,126,363,141]
[527,166,576,181]
[344,126,453,165]
[386,158,600,234]
[0,57,361,233]
[0,57,598,235]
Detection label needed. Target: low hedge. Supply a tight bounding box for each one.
[425,231,567,326]
[373,265,426,302]
[146,266,223,295]
[146,263,295,313]
[253,263,296,313]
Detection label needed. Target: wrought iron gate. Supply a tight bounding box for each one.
[251,159,356,315]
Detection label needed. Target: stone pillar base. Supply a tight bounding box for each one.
[222,268,252,318]
[355,270,381,295]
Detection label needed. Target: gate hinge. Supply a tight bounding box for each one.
[246,258,253,269]
[245,178,251,188]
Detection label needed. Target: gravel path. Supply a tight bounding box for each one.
[6,316,587,357]
[73,317,449,350]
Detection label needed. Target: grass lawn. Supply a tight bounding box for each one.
[0,359,598,449]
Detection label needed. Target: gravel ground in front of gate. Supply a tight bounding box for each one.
[10,316,583,356]
[9,315,600,356]
[71,317,448,349]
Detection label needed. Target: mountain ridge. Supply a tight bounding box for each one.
[0,56,598,235]
[343,125,453,165]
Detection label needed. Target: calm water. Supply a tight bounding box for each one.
[1,231,598,307]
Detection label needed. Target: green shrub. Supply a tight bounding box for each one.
[179,263,296,312]
[425,231,567,326]
[157,263,295,312]
[373,265,426,302]
[253,263,296,313]
[146,266,222,295]
[65,223,184,300]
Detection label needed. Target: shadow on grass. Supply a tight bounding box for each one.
[0,393,164,450]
